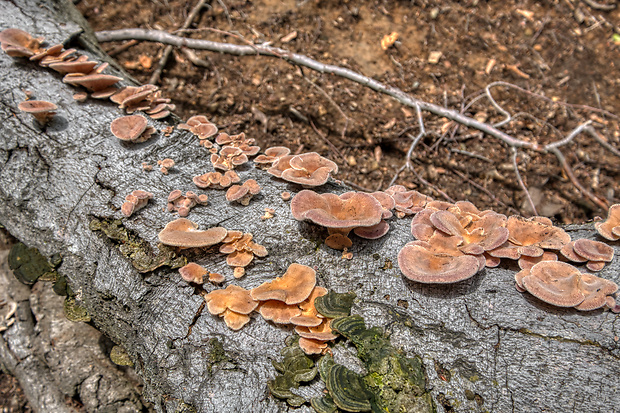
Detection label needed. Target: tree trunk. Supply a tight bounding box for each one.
[0,1,618,412]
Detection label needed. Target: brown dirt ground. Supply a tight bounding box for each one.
[77,0,620,224]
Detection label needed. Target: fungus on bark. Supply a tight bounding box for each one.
[193,171,240,189]
[254,146,291,168]
[258,300,302,324]
[167,190,208,217]
[110,114,155,143]
[520,261,585,307]
[205,285,258,330]
[219,232,268,277]
[157,218,227,248]
[251,263,316,305]
[595,203,620,241]
[158,158,175,174]
[225,180,261,205]
[18,100,57,124]
[561,239,614,271]
[178,262,207,284]
[0,28,43,57]
[269,152,338,186]
[121,190,153,217]
[211,146,249,170]
[216,132,260,156]
[178,115,218,142]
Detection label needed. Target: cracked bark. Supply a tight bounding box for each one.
[0,1,619,412]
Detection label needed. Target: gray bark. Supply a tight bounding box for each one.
[0,1,619,412]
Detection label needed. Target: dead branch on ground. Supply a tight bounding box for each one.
[95,28,619,215]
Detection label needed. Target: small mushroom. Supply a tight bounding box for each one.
[178,115,218,141]
[225,180,261,205]
[110,115,155,143]
[561,239,614,271]
[251,263,316,305]
[255,146,291,168]
[595,204,620,241]
[258,300,302,324]
[178,262,207,284]
[158,218,227,248]
[158,158,175,174]
[219,232,268,274]
[273,152,338,187]
[574,273,618,311]
[63,73,123,92]
[121,190,153,217]
[211,146,249,170]
[0,28,44,57]
[167,190,208,216]
[18,100,57,124]
[193,171,240,189]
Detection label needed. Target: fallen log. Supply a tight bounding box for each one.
[0,1,618,412]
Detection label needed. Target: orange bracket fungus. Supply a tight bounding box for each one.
[398,233,484,284]
[193,171,240,189]
[219,231,268,278]
[110,114,155,143]
[167,190,208,217]
[177,115,218,144]
[254,146,291,168]
[18,100,57,124]
[178,262,208,284]
[121,190,153,217]
[225,180,261,205]
[205,285,258,330]
[157,218,227,248]
[158,158,175,174]
[0,28,43,57]
[595,203,620,241]
[251,263,316,305]
[268,152,338,187]
[291,190,384,233]
[211,146,249,170]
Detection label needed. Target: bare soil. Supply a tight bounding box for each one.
[78,0,620,224]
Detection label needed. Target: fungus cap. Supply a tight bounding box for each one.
[110,115,148,142]
[221,309,251,331]
[18,100,57,123]
[258,300,302,324]
[205,284,258,315]
[398,241,482,284]
[158,218,227,248]
[573,239,614,263]
[291,190,384,229]
[520,261,585,307]
[352,220,390,240]
[63,73,122,92]
[594,204,620,241]
[574,273,618,311]
[178,262,207,284]
[251,263,316,305]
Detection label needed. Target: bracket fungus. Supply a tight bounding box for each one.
[110,114,155,143]
[268,152,338,187]
[216,132,260,156]
[225,180,261,205]
[178,262,208,284]
[121,190,153,217]
[291,190,384,234]
[110,84,174,118]
[560,239,614,271]
[595,203,620,241]
[158,158,175,174]
[517,261,619,310]
[167,190,208,217]
[211,146,249,170]
[251,263,316,305]
[398,233,484,284]
[219,231,268,277]
[254,146,291,168]
[385,185,434,218]
[193,170,240,189]
[0,28,43,57]
[178,115,218,142]
[18,100,57,124]
[157,218,227,248]
[205,285,258,330]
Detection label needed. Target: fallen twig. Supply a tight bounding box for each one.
[149,0,207,85]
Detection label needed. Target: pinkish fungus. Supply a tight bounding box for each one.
[595,204,620,241]
[158,218,227,248]
[167,190,208,217]
[18,100,57,124]
[250,263,316,305]
[121,190,153,217]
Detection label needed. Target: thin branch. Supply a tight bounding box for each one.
[149,0,207,85]
[581,0,616,11]
[389,105,426,187]
[95,28,544,151]
[511,148,538,216]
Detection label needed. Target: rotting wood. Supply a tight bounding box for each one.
[0,1,619,413]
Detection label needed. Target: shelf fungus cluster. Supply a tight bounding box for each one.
[267,152,338,187]
[178,262,224,284]
[397,200,619,311]
[177,115,218,145]
[1,28,173,119]
[219,231,268,278]
[167,190,209,217]
[595,203,620,241]
[193,171,240,189]
[225,179,261,205]
[121,190,153,217]
[110,114,156,143]
[205,264,337,353]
